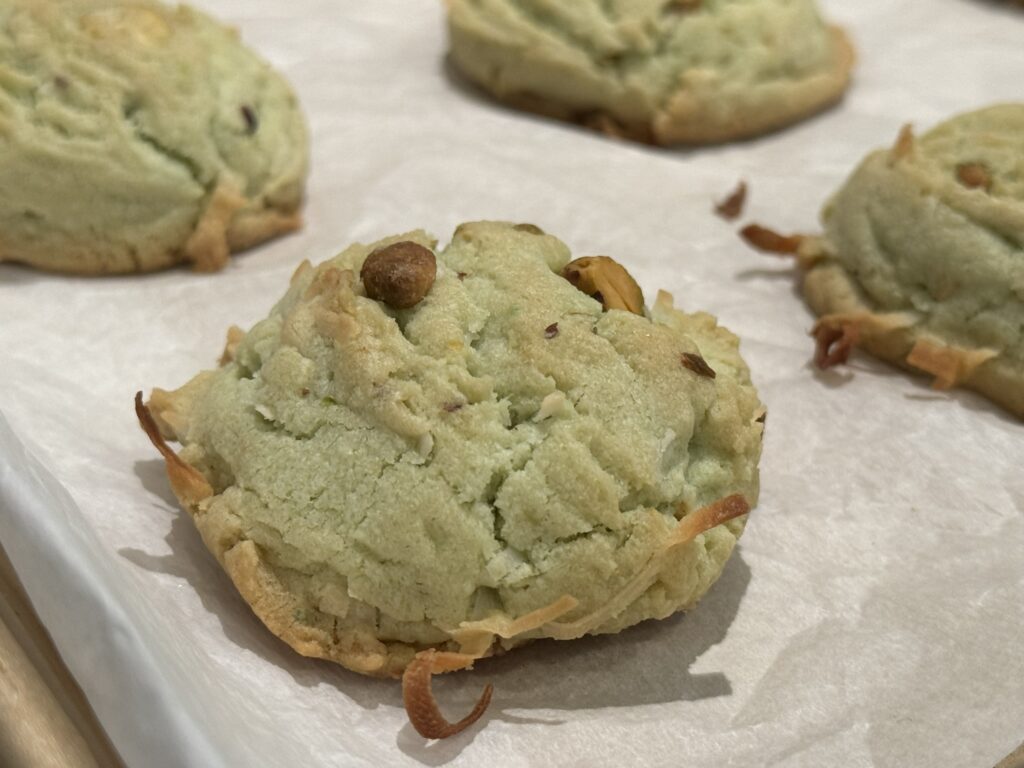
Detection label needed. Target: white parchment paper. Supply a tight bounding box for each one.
[1,1,1022,766]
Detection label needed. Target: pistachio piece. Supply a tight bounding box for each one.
[360,241,437,309]
[561,256,644,315]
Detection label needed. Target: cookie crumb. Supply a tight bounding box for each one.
[714,181,747,220]
[544,322,559,339]
[403,651,493,740]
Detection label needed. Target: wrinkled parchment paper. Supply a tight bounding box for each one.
[1,1,1022,766]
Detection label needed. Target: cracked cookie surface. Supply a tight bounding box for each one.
[0,0,308,274]
[446,0,853,145]
[144,222,763,677]
[803,103,1024,418]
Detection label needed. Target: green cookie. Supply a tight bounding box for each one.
[803,104,1024,419]
[447,0,853,145]
[142,222,763,677]
[0,0,308,274]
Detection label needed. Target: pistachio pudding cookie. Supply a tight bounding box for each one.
[0,0,308,274]
[745,104,1024,418]
[137,221,764,736]
[446,0,854,145]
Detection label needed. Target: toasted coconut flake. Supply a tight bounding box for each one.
[544,495,749,641]
[890,124,914,163]
[813,320,861,369]
[451,595,578,655]
[671,494,750,545]
[714,180,747,220]
[218,325,245,366]
[402,650,493,740]
[681,352,716,379]
[135,392,213,503]
[955,163,992,191]
[740,224,804,255]
[906,339,998,390]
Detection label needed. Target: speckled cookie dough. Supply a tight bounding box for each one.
[0,0,308,274]
[139,221,764,679]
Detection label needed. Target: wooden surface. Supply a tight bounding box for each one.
[0,543,124,768]
[997,742,1024,768]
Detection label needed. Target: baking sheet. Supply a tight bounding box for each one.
[1,1,1023,766]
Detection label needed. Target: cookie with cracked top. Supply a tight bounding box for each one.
[446,0,854,145]
[0,0,308,274]
[797,104,1024,418]
[138,221,764,678]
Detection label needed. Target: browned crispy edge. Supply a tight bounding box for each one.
[803,263,1024,419]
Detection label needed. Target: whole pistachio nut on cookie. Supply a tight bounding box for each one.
[445,0,854,145]
[792,104,1024,418]
[0,0,308,274]
[137,222,763,734]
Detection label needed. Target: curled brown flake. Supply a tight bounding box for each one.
[456,271,467,281]
[443,401,464,413]
[740,224,804,255]
[544,322,559,339]
[955,163,992,191]
[134,392,213,503]
[714,181,747,221]
[241,105,258,134]
[402,651,493,740]
[681,352,716,379]
[813,322,860,369]
[135,392,177,467]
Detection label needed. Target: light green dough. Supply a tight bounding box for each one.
[446,0,854,144]
[804,104,1024,418]
[0,0,308,274]
[147,222,763,677]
